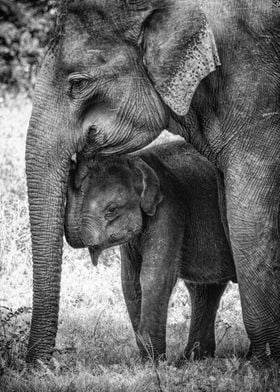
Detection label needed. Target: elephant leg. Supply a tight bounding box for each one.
[120,244,142,334]
[122,202,182,361]
[138,262,177,361]
[121,243,177,361]
[183,282,227,360]
[225,155,280,363]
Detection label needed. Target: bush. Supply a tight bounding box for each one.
[0,0,57,94]
[0,306,32,370]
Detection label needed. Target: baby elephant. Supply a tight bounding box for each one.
[65,140,236,361]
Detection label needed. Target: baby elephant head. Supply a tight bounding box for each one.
[65,155,163,265]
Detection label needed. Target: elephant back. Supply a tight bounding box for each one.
[136,139,218,191]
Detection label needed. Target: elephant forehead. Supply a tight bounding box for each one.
[90,173,133,193]
[59,13,110,69]
[63,1,144,39]
[87,161,136,188]
[87,183,132,210]
[58,8,142,72]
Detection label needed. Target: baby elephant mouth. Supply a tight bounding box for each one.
[88,245,102,266]
[87,235,134,266]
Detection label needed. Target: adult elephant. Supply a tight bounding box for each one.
[26,0,280,364]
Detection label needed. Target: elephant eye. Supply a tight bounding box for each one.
[105,205,119,221]
[68,74,92,98]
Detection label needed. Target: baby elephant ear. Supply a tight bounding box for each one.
[135,158,163,216]
[144,5,220,116]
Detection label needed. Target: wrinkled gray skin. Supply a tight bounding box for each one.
[26,0,280,363]
[65,140,237,360]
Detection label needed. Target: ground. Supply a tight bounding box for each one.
[0,94,279,391]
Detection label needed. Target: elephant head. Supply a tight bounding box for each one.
[26,0,220,362]
[65,155,162,265]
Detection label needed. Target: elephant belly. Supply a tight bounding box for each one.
[179,240,237,284]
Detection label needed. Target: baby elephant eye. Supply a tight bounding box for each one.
[105,205,119,221]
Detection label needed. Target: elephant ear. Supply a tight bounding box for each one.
[143,3,220,116]
[134,158,163,216]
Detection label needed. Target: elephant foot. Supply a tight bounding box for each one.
[139,346,167,364]
[247,343,280,369]
[175,342,215,368]
[139,352,167,366]
[179,341,215,363]
[138,346,167,364]
[269,344,280,364]
[136,332,166,363]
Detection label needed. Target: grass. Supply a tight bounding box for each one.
[0,93,280,391]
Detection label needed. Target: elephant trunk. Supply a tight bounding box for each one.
[26,125,69,362]
[25,60,77,362]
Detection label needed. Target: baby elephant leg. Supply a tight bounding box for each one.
[138,267,176,361]
[121,245,142,334]
[183,282,227,360]
[121,243,176,361]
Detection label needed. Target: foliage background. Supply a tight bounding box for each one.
[0,0,56,93]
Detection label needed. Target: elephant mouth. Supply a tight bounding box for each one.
[88,246,102,266]
[87,235,135,266]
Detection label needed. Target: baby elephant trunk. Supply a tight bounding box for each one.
[65,188,103,265]
[64,165,85,249]
[65,164,104,268]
